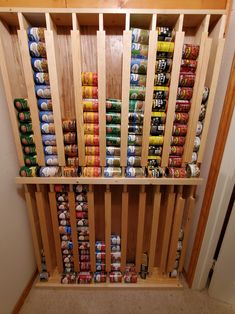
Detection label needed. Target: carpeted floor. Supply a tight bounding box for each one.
[20,285,235,314]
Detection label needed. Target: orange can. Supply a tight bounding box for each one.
[83,112,99,123]
[81,72,98,86]
[83,100,99,112]
[83,167,101,177]
[82,86,98,99]
[85,135,99,146]
[85,146,100,155]
[84,124,99,135]
[85,155,100,166]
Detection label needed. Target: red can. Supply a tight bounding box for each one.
[109,271,122,283]
[125,263,136,273]
[85,155,100,166]
[83,112,99,123]
[165,167,187,178]
[80,249,90,255]
[80,262,91,271]
[64,132,76,144]
[77,272,92,284]
[94,272,106,283]
[173,124,188,136]
[76,211,88,219]
[84,123,99,135]
[171,136,185,146]
[124,272,138,283]
[96,252,106,260]
[85,135,99,146]
[81,72,98,86]
[83,100,99,112]
[180,59,197,73]
[177,87,193,100]
[178,73,196,87]
[82,86,98,99]
[79,254,90,262]
[174,113,189,124]
[182,44,200,60]
[175,100,191,112]
[96,241,106,251]
[168,156,183,167]
[54,185,69,193]
[170,146,184,156]
[85,146,100,156]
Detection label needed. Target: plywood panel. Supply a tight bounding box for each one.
[80,26,98,72]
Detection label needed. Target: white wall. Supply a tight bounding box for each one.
[0,74,36,314]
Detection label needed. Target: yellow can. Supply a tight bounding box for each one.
[149,136,164,145]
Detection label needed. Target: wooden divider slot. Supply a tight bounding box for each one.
[87,184,96,272]
[121,185,129,272]
[105,185,111,272]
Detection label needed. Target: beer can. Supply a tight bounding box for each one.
[106,124,121,135]
[157,41,174,58]
[96,263,106,271]
[63,255,73,263]
[64,132,76,144]
[124,272,138,283]
[35,85,51,98]
[202,87,210,104]
[106,146,120,156]
[23,145,36,155]
[128,125,143,134]
[34,72,50,85]
[130,58,147,74]
[154,73,171,86]
[14,98,29,111]
[111,235,121,245]
[77,217,89,226]
[155,58,173,73]
[126,167,145,178]
[85,155,100,166]
[64,167,80,177]
[109,272,122,283]
[58,202,69,211]
[29,41,46,58]
[18,111,31,122]
[24,155,37,166]
[191,152,198,163]
[19,166,38,177]
[106,99,121,112]
[150,125,164,136]
[106,113,121,124]
[38,166,61,177]
[130,73,146,86]
[131,28,149,45]
[106,157,120,167]
[171,136,185,146]
[111,245,121,252]
[199,104,206,121]
[81,72,98,86]
[175,100,191,112]
[128,113,144,124]
[129,100,144,112]
[31,58,48,72]
[194,137,201,151]
[78,235,89,242]
[27,27,45,42]
[127,156,141,166]
[180,59,197,73]
[19,123,33,134]
[152,99,167,112]
[40,122,55,134]
[96,241,105,251]
[59,226,71,235]
[96,252,106,260]
[37,99,53,111]
[153,86,169,99]
[42,134,57,146]
[82,86,98,99]
[83,99,99,112]
[173,124,188,136]
[83,167,101,177]
[174,112,189,124]
[147,156,161,167]
[196,121,203,136]
[147,166,164,178]
[111,263,121,271]
[131,43,148,59]
[77,272,92,284]
[168,156,182,167]
[128,135,142,146]
[125,263,136,272]
[170,146,184,156]
[127,145,141,156]
[39,111,54,123]
[80,262,91,271]
[83,112,99,123]
[165,167,187,178]
[129,86,146,100]
[106,136,120,146]
[84,123,99,135]
[62,120,76,132]
[85,146,100,156]
[148,146,162,156]
[77,227,89,235]
[94,272,106,283]
[177,87,193,100]
[182,44,200,60]
[20,134,35,145]
[186,163,200,177]
[149,136,164,145]
[179,73,196,87]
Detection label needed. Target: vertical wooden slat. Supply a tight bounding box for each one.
[141,14,158,166]
[161,15,185,166]
[45,13,65,166]
[105,185,111,272]
[159,186,176,273]
[48,184,63,273]
[135,185,146,272]
[87,184,96,272]
[167,190,185,273]
[71,13,85,166]
[121,185,129,272]
[97,14,106,168]
[68,185,80,272]
[148,186,161,275]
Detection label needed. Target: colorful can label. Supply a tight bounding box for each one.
[21,134,34,145]
[111,235,121,245]
[179,73,196,87]
[147,156,161,167]
[45,155,58,166]
[127,145,142,156]
[81,72,98,86]
[82,86,98,99]
[96,263,106,271]
[106,136,121,146]
[129,100,144,112]
[173,124,188,136]
[35,85,51,98]
[157,41,174,58]
[39,166,60,177]
[177,87,193,100]
[94,272,106,283]
[154,73,171,86]
[148,146,162,156]
[131,28,149,45]
[14,98,29,111]
[157,27,175,41]
[168,156,182,167]
[106,146,120,156]
[31,58,48,72]
[64,144,78,157]
[170,146,184,156]
[85,135,99,146]
[165,167,187,178]
[27,27,45,42]
[77,272,92,284]
[23,145,36,155]
[39,111,54,123]
[106,113,121,124]
[128,135,142,146]
[18,111,31,122]
[175,100,191,112]
[129,86,145,100]
[79,255,90,262]
[106,157,120,167]
[182,44,200,60]
[149,136,164,145]
[80,262,90,271]
[62,120,76,132]
[109,272,122,283]
[59,226,71,235]
[85,146,100,156]
[152,99,167,112]
[83,100,99,112]
[61,241,73,250]
[84,123,99,135]
[131,43,148,59]
[96,252,106,260]
[95,241,105,251]
[104,167,122,177]
[42,134,56,146]
[64,132,76,144]
[147,166,164,178]
[83,112,99,124]
[130,58,147,74]
[174,112,189,124]
[171,136,185,146]
[126,167,145,178]
[24,155,37,166]
[186,163,200,177]
[127,156,141,166]
[191,152,198,163]
[40,122,55,134]
[34,72,50,85]
[19,123,33,134]
[106,124,121,135]
[67,157,79,167]
[124,272,138,283]
[83,167,101,177]
[29,41,46,58]
[150,125,164,136]
[153,86,169,99]
[181,59,197,73]
[199,104,206,121]
[64,166,80,177]
[155,58,173,73]
[106,99,121,112]
[196,121,203,136]
[128,113,144,124]
[37,99,52,111]
[85,155,100,166]
[19,166,38,177]
[151,111,167,124]
[111,263,121,271]
[128,125,143,134]
[111,245,121,252]
[194,137,201,151]
[130,73,146,87]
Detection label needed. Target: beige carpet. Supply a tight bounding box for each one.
[20,285,235,314]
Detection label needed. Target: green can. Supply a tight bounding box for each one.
[131,43,148,59]
[106,124,121,135]
[24,155,38,166]
[23,145,36,155]
[21,134,35,145]
[106,99,121,112]
[14,98,29,112]
[18,111,31,123]
[19,123,33,134]
[106,113,121,124]
[129,86,146,100]
[19,166,38,177]
[106,136,121,146]
[129,100,144,112]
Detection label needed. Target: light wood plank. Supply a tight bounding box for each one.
[87,184,96,272]
[135,186,147,272]
[121,185,129,272]
[105,186,111,272]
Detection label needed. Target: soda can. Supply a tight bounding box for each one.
[19,166,38,177]
[39,111,54,123]
[23,145,36,155]
[111,263,121,271]
[77,227,89,236]
[85,155,100,166]
[106,146,120,156]
[14,98,29,111]
[38,166,61,177]
[96,263,106,271]
[111,235,121,245]
[128,113,144,124]
[130,58,147,74]
[129,86,146,100]
[42,134,56,146]
[106,157,120,167]
[106,99,122,112]
[83,167,101,177]
[196,121,203,136]
[186,163,200,177]
[111,245,121,252]
[199,104,206,121]
[19,123,33,134]
[64,167,80,177]
[127,156,141,166]
[62,120,76,132]
[155,58,173,73]
[150,125,165,136]
[63,255,73,263]
[126,167,145,178]
[129,100,144,112]
[81,72,98,86]
[85,135,99,146]
[77,225,89,233]
[83,99,99,112]
[168,156,182,167]
[40,272,49,282]
[149,136,164,145]
[80,255,90,262]
[40,122,55,134]
[147,156,161,167]
[83,112,99,123]
[24,155,37,166]
[157,41,174,58]
[59,219,70,227]
[179,73,196,87]
[18,111,31,122]
[83,123,99,135]
[106,113,121,124]
[77,272,92,284]
[106,124,121,135]
[128,135,142,146]
[109,271,122,283]
[171,136,185,146]
[85,146,100,156]
[77,218,89,226]
[147,166,164,178]
[125,263,136,272]
[124,272,138,283]
[96,252,106,261]
[106,136,121,147]
[191,152,198,163]
[94,272,107,283]
[193,137,201,151]
[165,167,187,178]
[175,100,191,112]
[62,249,73,255]
[64,144,78,157]
[182,44,200,60]
[174,112,189,124]
[151,111,166,124]
[180,59,197,73]
[78,242,90,250]
[37,99,53,111]
[202,87,210,104]
[154,73,171,86]
[152,99,167,112]
[127,145,142,156]
[29,41,46,58]
[157,27,175,41]
[80,262,91,271]
[130,73,146,87]
[173,124,188,136]
[96,241,105,251]
[148,146,162,156]
[57,194,68,203]
[57,202,69,211]
[82,86,98,99]
[131,43,148,59]
[20,134,35,145]
[34,72,50,85]
[61,241,73,250]
[59,226,72,235]
[170,146,184,156]
[131,28,149,45]
[64,132,76,144]
[128,125,143,134]
[31,58,48,72]
[35,85,51,98]
[27,27,45,42]
[177,87,193,100]
[54,184,69,193]
[153,86,169,99]
[64,262,74,268]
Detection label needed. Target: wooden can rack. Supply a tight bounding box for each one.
[0,7,227,288]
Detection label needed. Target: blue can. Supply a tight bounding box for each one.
[34,72,50,85]
[127,146,142,156]
[45,155,59,166]
[31,58,48,72]
[40,122,55,134]
[38,99,53,111]
[35,85,51,99]
[42,134,57,146]
[38,166,60,177]
[28,41,46,58]
[39,111,54,123]
[27,27,45,42]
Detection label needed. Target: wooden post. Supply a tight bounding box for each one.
[87,184,96,272]
[105,184,111,272]
[121,185,129,272]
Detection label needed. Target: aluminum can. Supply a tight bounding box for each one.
[83,167,101,177]
[81,72,98,86]
[165,167,187,178]
[35,85,51,98]
[186,163,200,177]
[14,98,29,111]
[27,27,45,42]
[19,166,38,177]
[130,58,147,74]
[31,58,48,72]
[83,99,99,112]
[182,44,200,60]
[82,86,98,99]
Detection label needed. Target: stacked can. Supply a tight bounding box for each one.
[105,99,122,177]
[82,72,101,177]
[147,27,175,178]
[39,249,49,282]
[109,234,122,283]
[170,228,184,278]
[94,240,106,283]
[62,119,81,177]
[74,184,92,284]
[166,43,200,178]
[27,27,59,177]
[127,28,150,178]
[124,263,138,283]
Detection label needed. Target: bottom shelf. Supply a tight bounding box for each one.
[36,268,183,289]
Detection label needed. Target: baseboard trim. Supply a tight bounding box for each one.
[12,269,38,314]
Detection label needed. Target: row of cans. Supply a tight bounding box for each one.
[131,27,175,45]
[165,163,200,178]
[82,99,122,113]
